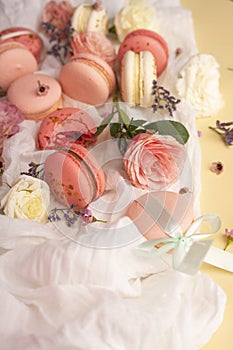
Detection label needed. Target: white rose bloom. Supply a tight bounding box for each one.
[176,54,224,118]
[114,0,159,42]
[1,175,50,223]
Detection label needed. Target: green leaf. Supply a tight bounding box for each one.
[130,119,146,127]
[116,103,131,125]
[94,111,116,137]
[110,123,122,137]
[144,120,189,144]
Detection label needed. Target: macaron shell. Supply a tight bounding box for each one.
[118,29,168,76]
[126,191,194,240]
[59,53,116,105]
[37,107,97,150]
[7,73,62,121]
[44,145,105,209]
[0,27,44,63]
[71,3,108,34]
[44,151,94,209]
[72,4,92,33]
[86,7,108,34]
[0,44,37,91]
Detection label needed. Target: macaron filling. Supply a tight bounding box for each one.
[134,53,140,105]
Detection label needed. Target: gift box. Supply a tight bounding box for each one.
[126,190,194,240]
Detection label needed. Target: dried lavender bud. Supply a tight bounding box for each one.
[152,80,181,117]
[209,120,233,146]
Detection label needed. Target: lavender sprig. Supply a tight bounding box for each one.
[42,20,74,65]
[209,120,233,146]
[48,205,106,227]
[21,162,44,179]
[151,80,181,117]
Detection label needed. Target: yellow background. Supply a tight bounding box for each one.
[180,0,233,349]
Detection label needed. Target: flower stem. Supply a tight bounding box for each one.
[209,126,223,136]
[92,217,107,223]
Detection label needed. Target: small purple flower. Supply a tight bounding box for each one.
[37,80,50,96]
[175,47,182,57]
[224,228,233,251]
[81,208,93,224]
[210,161,224,175]
[197,130,202,137]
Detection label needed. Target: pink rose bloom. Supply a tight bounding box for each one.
[123,133,185,190]
[0,100,24,155]
[42,0,74,31]
[71,32,116,68]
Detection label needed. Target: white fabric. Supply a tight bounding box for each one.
[0,0,226,349]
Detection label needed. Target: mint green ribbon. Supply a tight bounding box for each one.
[137,214,221,275]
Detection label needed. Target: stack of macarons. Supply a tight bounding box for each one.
[117,29,169,108]
[0,26,63,121]
[36,106,105,209]
[59,1,117,106]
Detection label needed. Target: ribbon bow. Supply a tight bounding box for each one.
[137,214,221,275]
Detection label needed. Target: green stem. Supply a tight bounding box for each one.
[223,236,233,251]
[209,126,223,136]
[92,217,107,224]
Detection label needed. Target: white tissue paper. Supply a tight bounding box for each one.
[0,1,226,349]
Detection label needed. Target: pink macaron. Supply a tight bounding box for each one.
[126,191,193,240]
[37,107,97,150]
[0,27,44,63]
[7,73,62,121]
[59,52,116,105]
[0,41,38,93]
[44,143,105,209]
[117,29,169,76]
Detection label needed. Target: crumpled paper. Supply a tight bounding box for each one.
[0,0,226,349]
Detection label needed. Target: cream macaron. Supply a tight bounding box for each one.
[7,73,62,121]
[71,1,108,34]
[120,50,157,108]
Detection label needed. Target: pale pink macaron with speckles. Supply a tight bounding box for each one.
[7,73,62,121]
[0,27,44,63]
[37,107,97,150]
[0,41,38,93]
[118,29,169,76]
[44,143,105,209]
[59,52,116,105]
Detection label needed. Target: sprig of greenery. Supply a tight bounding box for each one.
[94,101,189,154]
